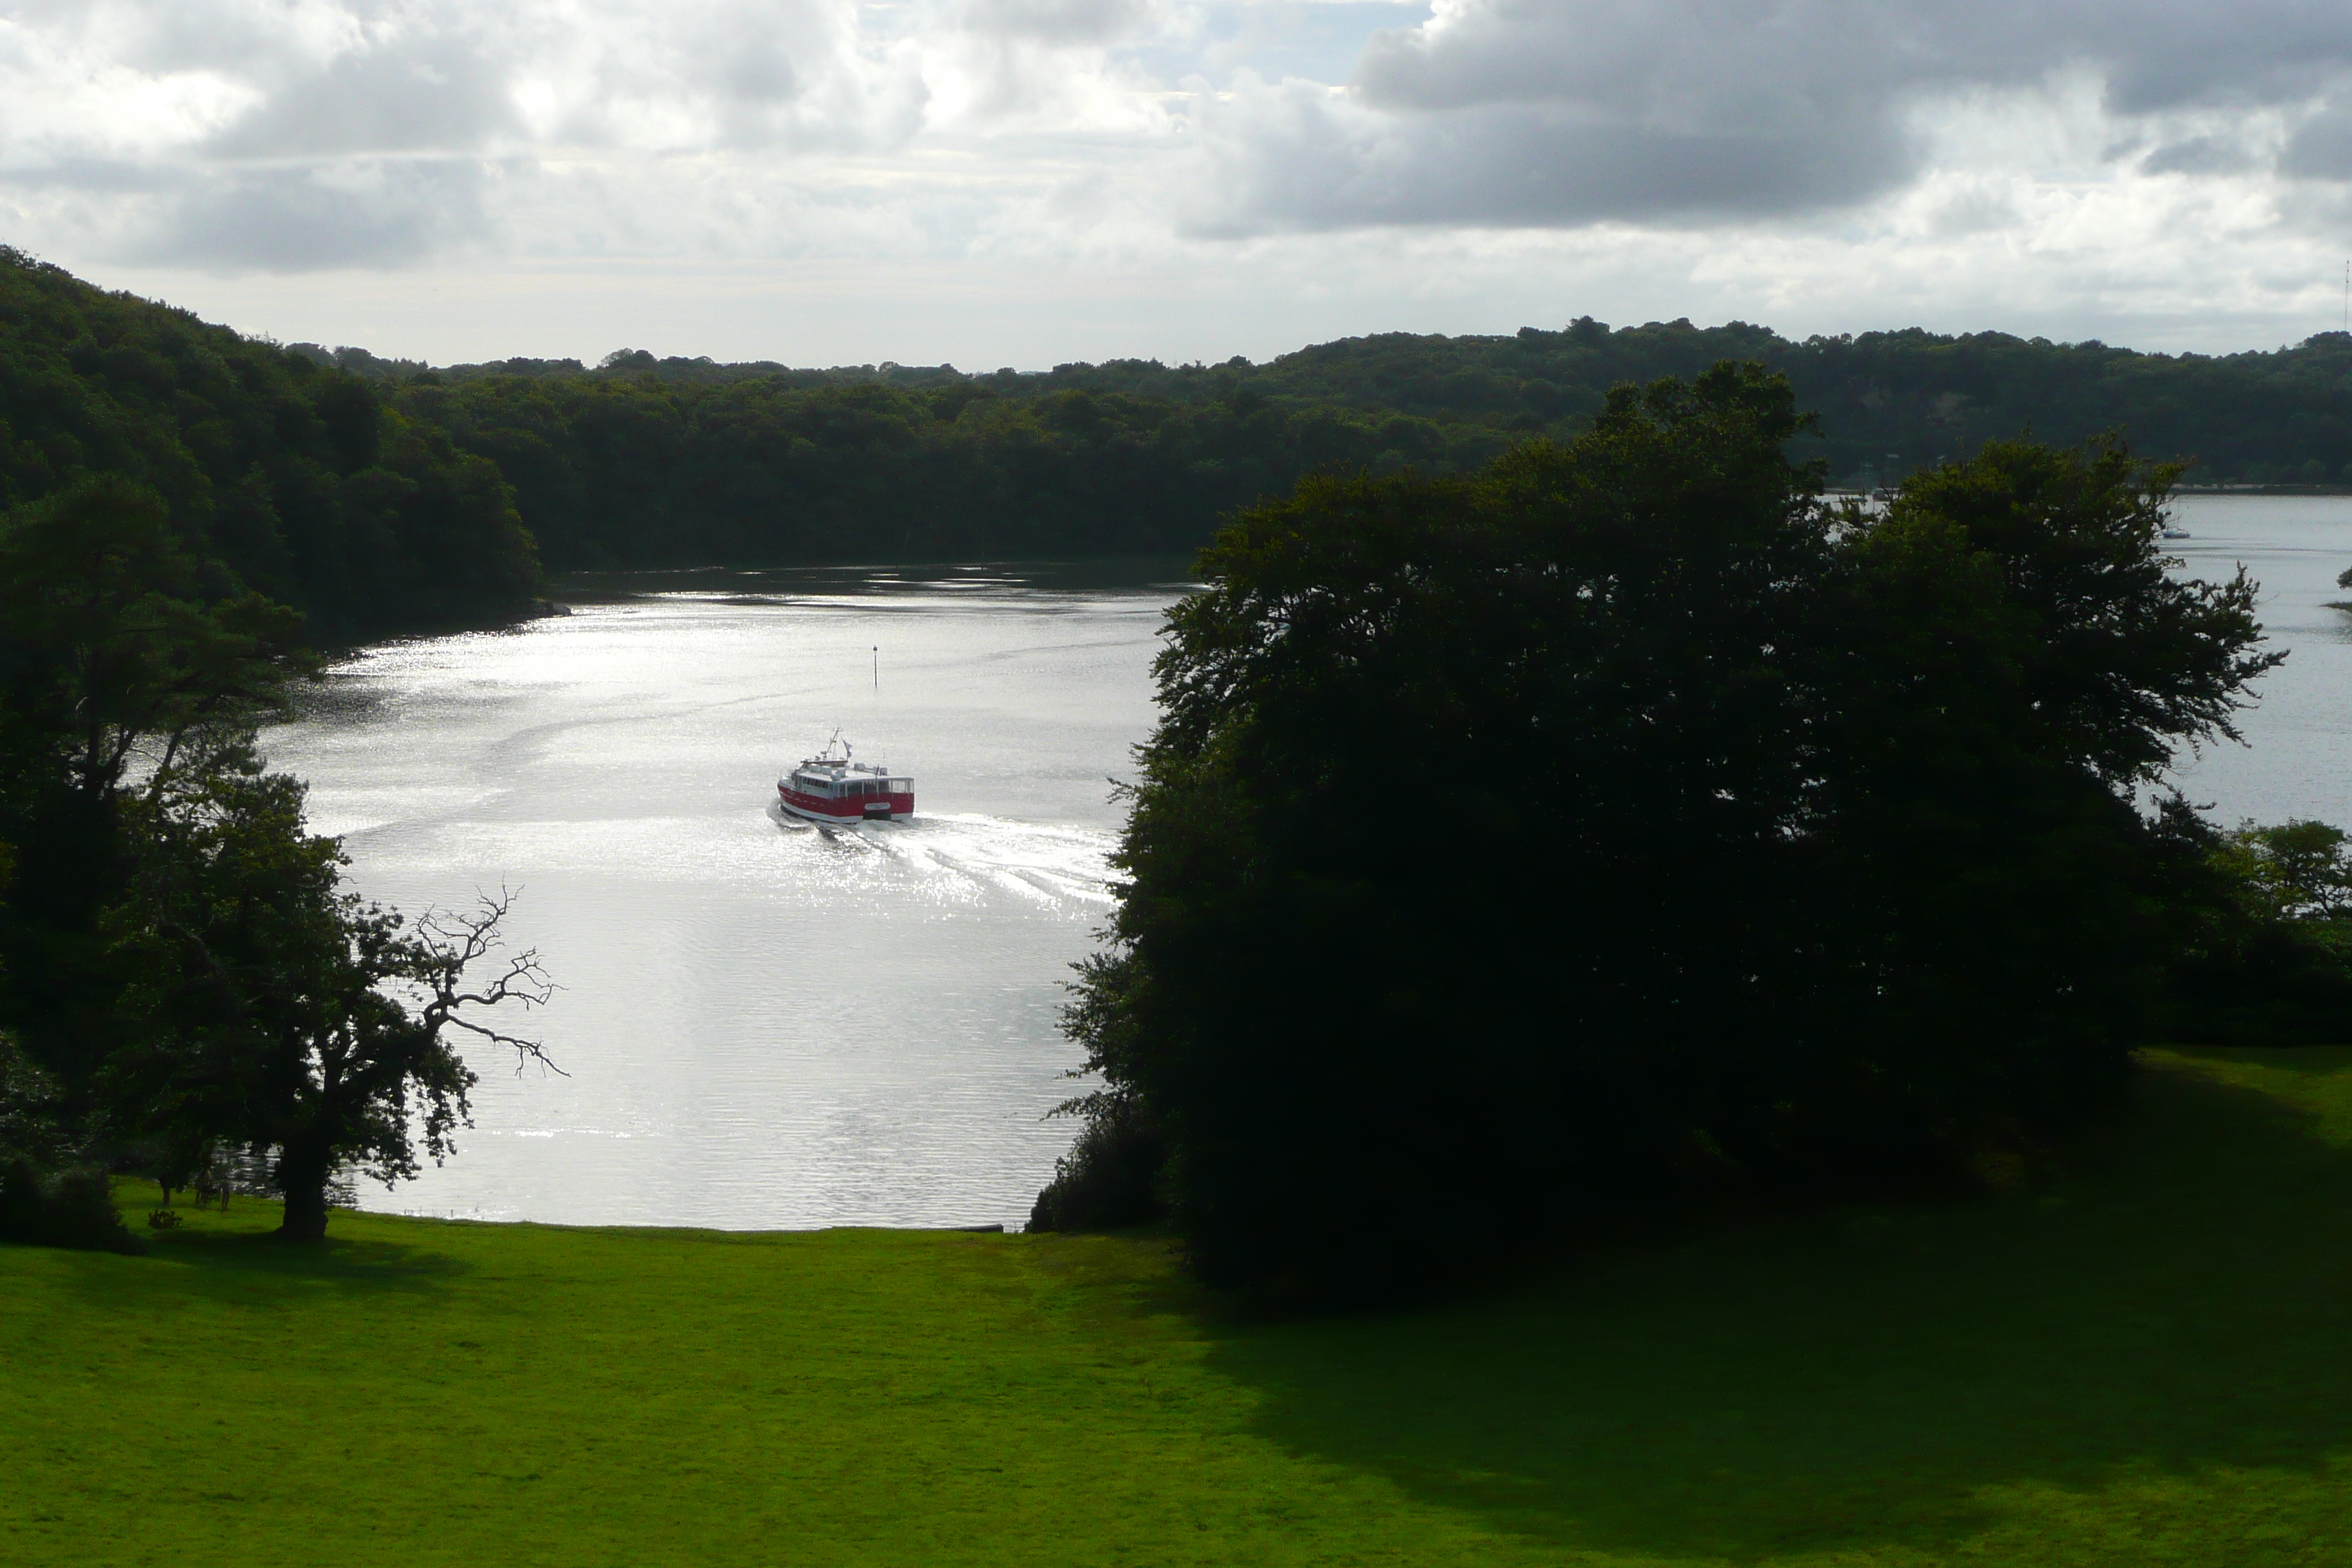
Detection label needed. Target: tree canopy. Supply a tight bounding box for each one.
[109,769,552,1240]
[17,246,2352,612]
[295,317,2352,578]
[1047,363,2293,1294]
[0,478,549,1245]
[0,248,540,641]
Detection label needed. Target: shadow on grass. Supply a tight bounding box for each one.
[46,1218,473,1311]
[1202,1059,2352,1560]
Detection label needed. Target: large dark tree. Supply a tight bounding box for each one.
[108,766,554,1240]
[1051,364,2277,1293]
[1738,439,2280,1177]
[0,478,304,1097]
[0,478,553,1241]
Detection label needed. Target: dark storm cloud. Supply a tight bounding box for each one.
[1352,0,2352,120]
[131,162,490,271]
[1194,0,2352,233]
[1189,97,1914,235]
[2144,135,2262,176]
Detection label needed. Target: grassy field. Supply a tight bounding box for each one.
[7,1048,2352,1566]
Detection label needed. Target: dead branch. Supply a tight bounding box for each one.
[412,888,564,1077]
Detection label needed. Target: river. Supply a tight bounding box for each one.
[258,498,2352,1231]
[264,560,1189,1231]
[2163,495,2352,825]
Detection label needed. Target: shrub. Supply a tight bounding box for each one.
[0,1159,144,1254]
[1028,1098,1164,1233]
[2166,813,2352,1044]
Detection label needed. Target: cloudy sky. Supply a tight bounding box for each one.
[6,0,2352,366]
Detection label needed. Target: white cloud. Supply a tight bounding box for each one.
[0,0,944,265]
[4,0,2352,354]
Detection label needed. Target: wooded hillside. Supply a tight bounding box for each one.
[15,240,2352,632]
[301,318,2352,574]
[0,249,538,640]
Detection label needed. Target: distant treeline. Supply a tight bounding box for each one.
[295,318,2352,573]
[372,366,1493,568]
[15,239,2352,642]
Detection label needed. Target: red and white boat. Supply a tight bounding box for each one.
[777,736,913,824]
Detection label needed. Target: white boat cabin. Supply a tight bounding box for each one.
[788,760,911,800]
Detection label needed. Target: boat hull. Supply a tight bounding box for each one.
[777,785,913,824]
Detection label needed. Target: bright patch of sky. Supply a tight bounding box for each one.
[5,0,2352,366]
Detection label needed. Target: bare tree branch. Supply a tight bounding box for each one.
[410,888,565,1077]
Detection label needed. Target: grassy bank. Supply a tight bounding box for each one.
[7,1049,2352,1566]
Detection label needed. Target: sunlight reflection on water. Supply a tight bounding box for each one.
[253,503,2352,1232]
[260,560,1187,1231]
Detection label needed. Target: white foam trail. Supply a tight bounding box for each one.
[862,813,1118,905]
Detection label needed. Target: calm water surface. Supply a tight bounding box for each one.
[263,560,1191,1230]
[262,501,2352,1230]
[2167,495,2352,824]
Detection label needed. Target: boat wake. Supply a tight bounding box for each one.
[766,804,1118,908]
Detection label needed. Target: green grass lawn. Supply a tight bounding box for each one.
[7,1049,2352,1566]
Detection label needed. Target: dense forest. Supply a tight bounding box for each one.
[0,249,538,640]
[14,241,2352,631]
[295,317,2352,575]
